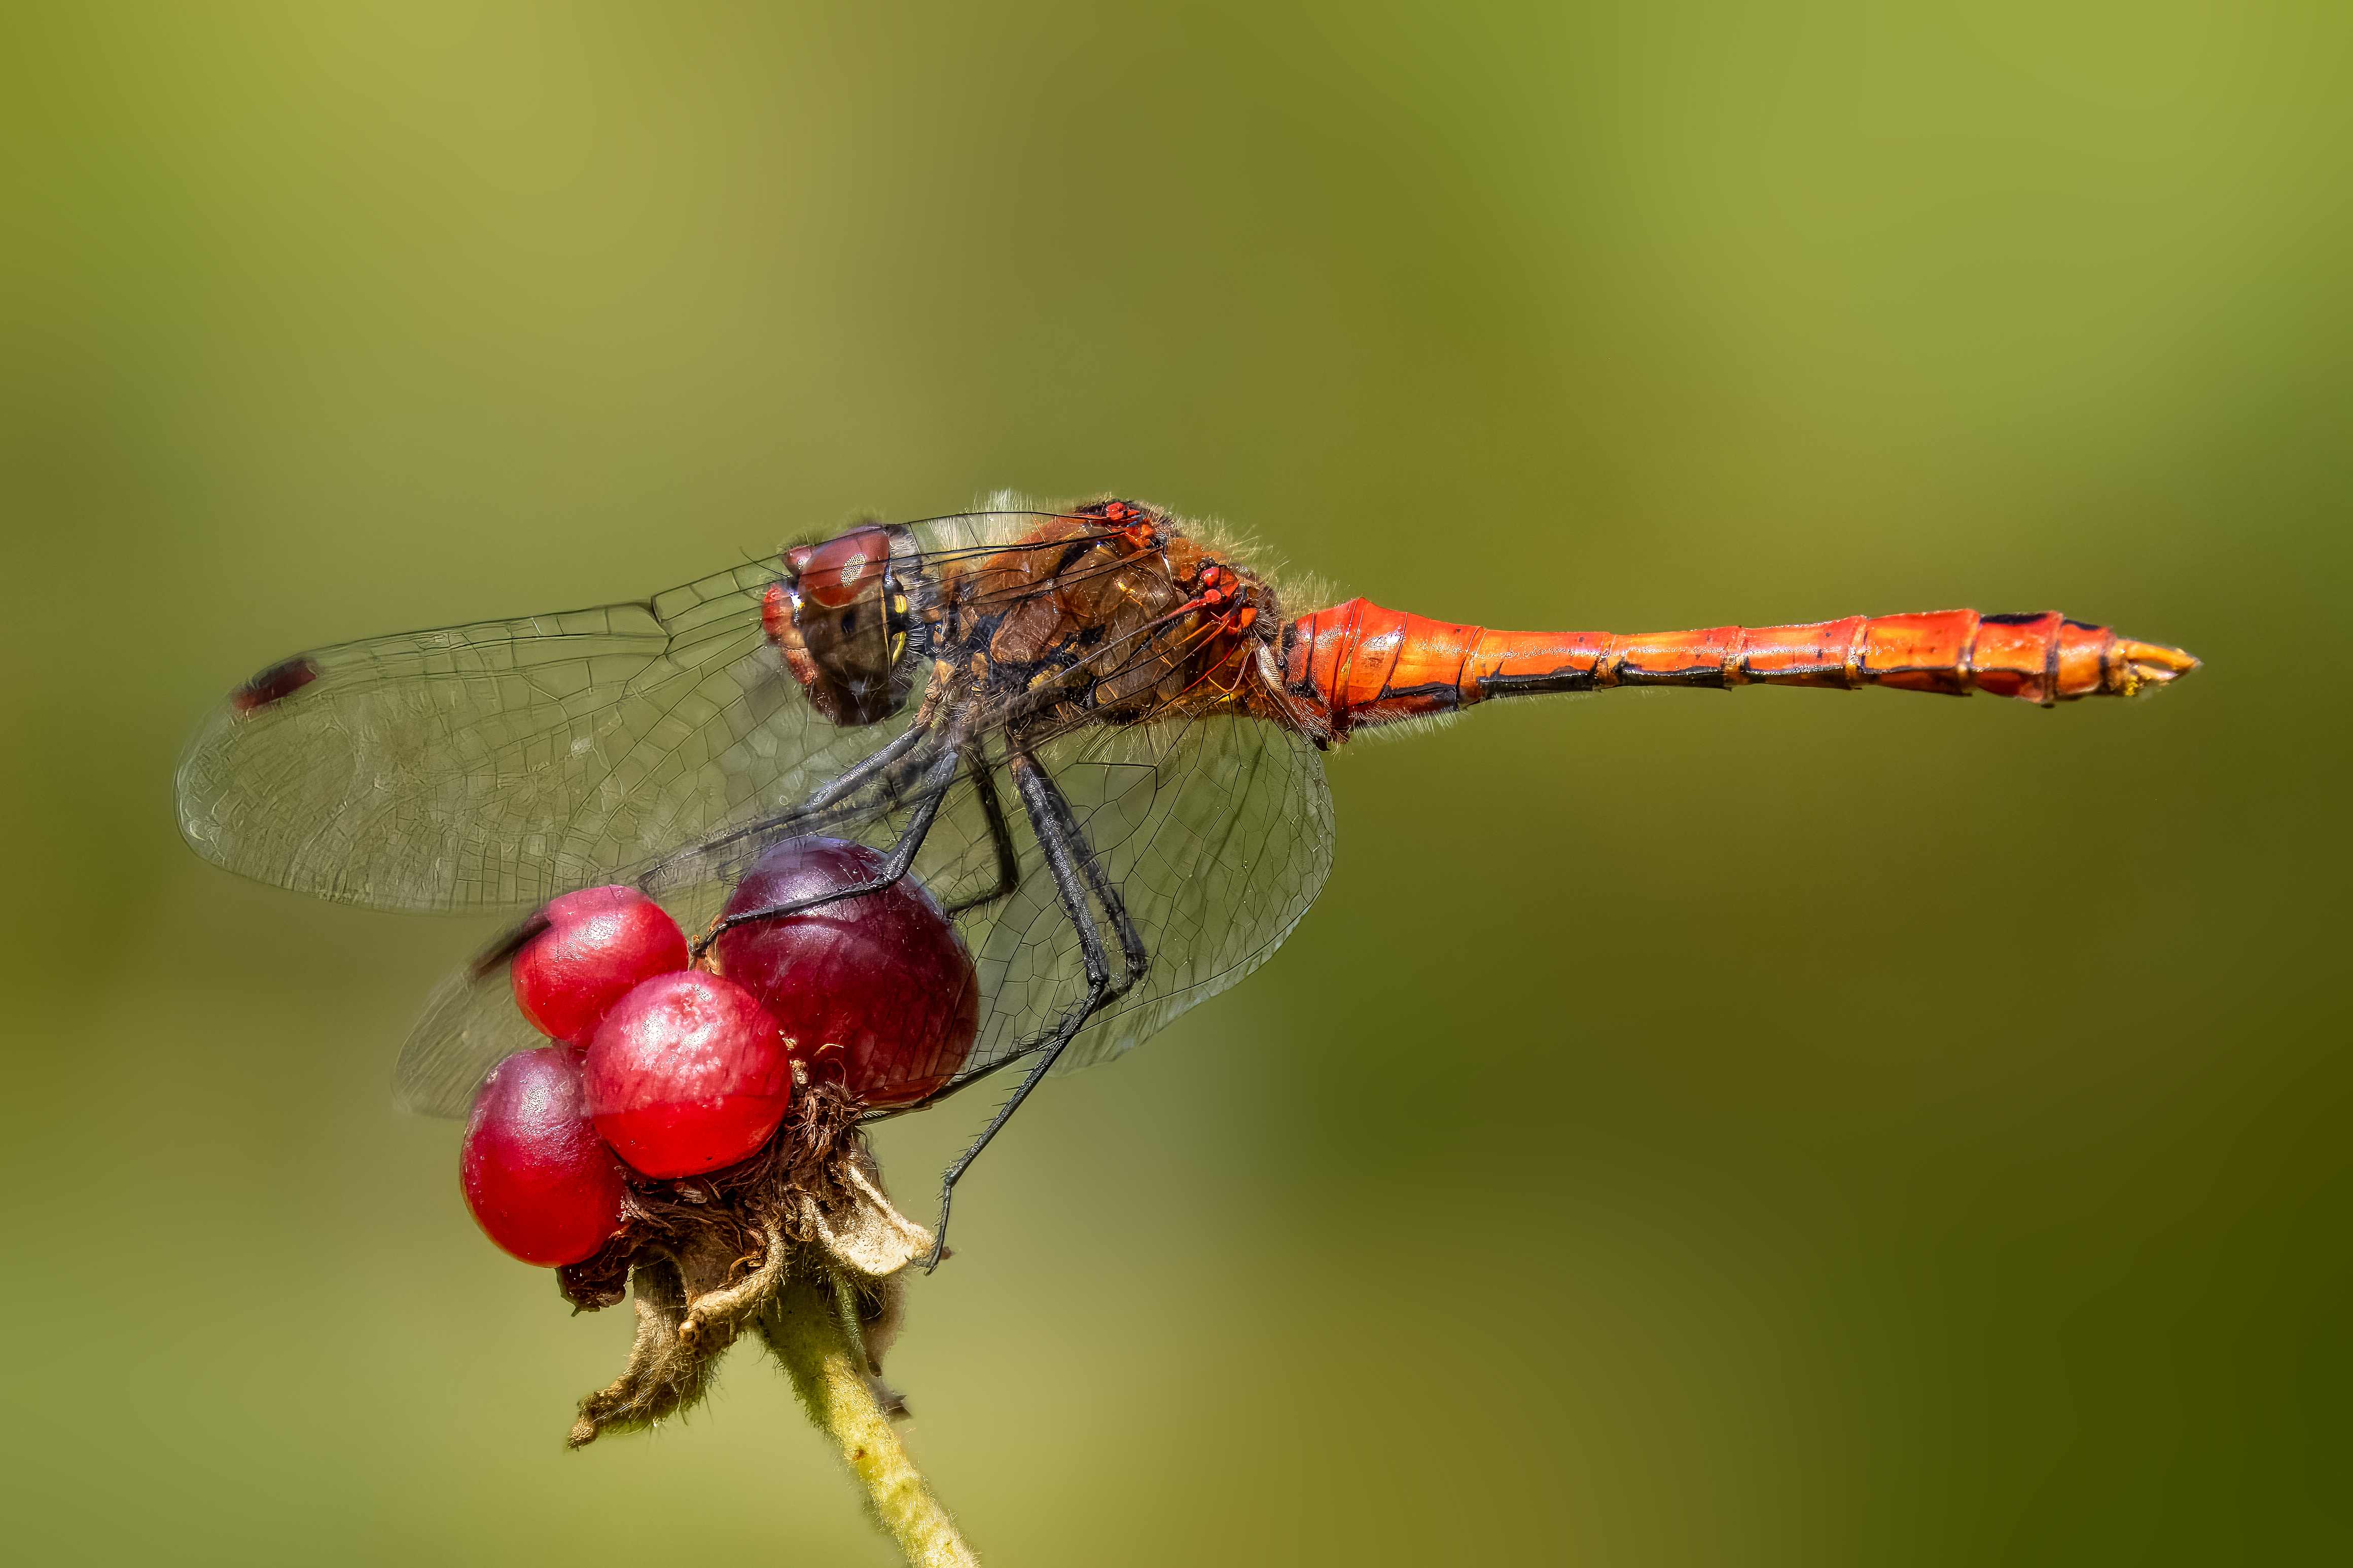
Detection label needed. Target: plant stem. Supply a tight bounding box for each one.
[761,1274,979,1567]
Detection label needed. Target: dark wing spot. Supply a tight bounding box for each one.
[231,656,321,715]
[471,911,554,979]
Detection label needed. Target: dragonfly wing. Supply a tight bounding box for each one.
[385,751,923,1119]
[916,712,1335,1089]
[395,960,549,1118]
[174,560,911,913]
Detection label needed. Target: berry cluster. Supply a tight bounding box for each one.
[458,840,980,1270]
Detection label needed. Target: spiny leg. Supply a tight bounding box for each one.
[943,743,1022,918]
[924,743,1147,1269]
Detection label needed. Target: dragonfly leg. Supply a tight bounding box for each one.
[924,746,1147,1269]
[795,711,932,814]
[943,745,1022,918]
[633,713,938,900]
[691,741,965,957]
[1031,753,1149,991]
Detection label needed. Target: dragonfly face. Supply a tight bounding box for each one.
[764,524,925,727]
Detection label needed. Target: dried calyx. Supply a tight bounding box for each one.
[557,1074,931,1447]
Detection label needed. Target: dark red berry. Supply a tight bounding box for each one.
[712,836,979,1109]
[511,885,690,1047]
[460,1047,628,1267]
[582,971,793,1178]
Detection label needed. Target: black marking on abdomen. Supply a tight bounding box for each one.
[1616,664,1725,687]
[1375,681,1459,709]
[1475,668,1597,699]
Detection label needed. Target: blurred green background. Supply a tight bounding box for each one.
[3,2,2347,1562]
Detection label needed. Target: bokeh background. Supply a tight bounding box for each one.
[4,2,2348,1562]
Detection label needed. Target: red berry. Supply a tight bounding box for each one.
[712,836,979,1109]
[460,1047,628,1267]
[511,885,690,1047]
[582,971,793,1177]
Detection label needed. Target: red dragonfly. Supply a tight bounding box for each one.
[175,497,2198,1246]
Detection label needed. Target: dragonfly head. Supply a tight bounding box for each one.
[766,525,924,726]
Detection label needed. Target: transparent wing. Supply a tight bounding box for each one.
[396,961,551,1117]
[174,559,914,914]
[938,714,1334,1084]
[390,711,1334,1117]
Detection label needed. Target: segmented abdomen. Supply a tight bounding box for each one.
[1282,601,2198,737]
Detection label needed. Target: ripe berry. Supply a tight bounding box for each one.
[583,971,793,1178]
[712,836,979,1109]
[460,1047,628,1267]
[511,885,691,1047]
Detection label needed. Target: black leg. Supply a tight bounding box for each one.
[691,741,965,957]
[943,746,1022,918]
[798,713,931,814]
[924,745,1145,1269]
[634,714,935,899]
[1014,741,1150,991]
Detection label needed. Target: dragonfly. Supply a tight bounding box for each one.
[175,497,2199,1249]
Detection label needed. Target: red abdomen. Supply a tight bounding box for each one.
[1281,600,2197,739]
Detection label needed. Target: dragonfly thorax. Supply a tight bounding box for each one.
[929,501,1284,729]
[765,501,1290,740]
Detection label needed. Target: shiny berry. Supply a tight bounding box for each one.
[460,1047,629,1267]
[582,971,793,1177]
[510,885,690,1047]
[712,836,978,1109]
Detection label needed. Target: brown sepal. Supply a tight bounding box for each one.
[559,1080,934,1448]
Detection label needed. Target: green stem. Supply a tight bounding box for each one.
[761,1274,979,1567]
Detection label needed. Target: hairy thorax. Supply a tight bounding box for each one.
[926,500,1292,731]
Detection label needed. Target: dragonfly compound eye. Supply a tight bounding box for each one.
[766,525,921,726]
